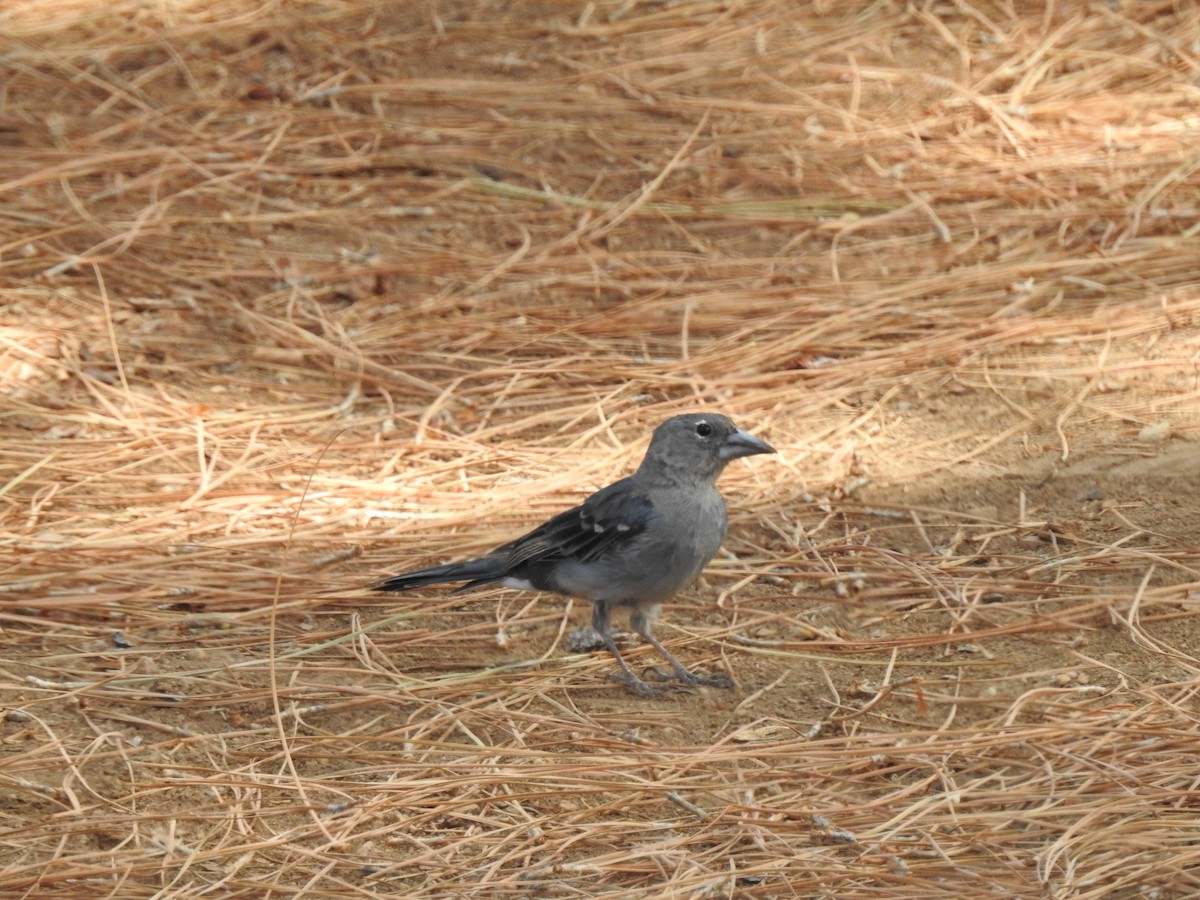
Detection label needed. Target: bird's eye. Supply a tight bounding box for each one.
[695,421,713,437]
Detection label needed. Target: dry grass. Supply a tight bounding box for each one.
[3,0,1200,896]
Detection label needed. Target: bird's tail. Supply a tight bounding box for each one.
[370,556,507,593]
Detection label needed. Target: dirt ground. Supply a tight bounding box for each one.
[3,1,1200,897]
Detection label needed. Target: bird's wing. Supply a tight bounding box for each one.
[502,477,653,568]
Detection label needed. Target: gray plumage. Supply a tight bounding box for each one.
[372,413,775,696]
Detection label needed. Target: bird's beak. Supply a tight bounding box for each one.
[719,428,776,461]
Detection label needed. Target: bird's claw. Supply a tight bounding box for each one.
[643,665,734,690]
[687,671,735,690]
[641,665,682,684]
[607,672,691,697]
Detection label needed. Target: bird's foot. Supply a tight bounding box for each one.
[645,666,734,690]
[607,672,691,698]
[687,671,735,690]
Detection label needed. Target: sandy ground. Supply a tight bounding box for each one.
[3,1,1200,897]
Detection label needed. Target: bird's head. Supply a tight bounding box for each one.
[638,413,775,484]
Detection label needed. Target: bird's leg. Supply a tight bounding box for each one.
[592,603,681,697]
[630,608,734,689]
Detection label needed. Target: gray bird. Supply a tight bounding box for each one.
[371,413,775,696]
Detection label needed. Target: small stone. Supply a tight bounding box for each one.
[1138,421,1171,442]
